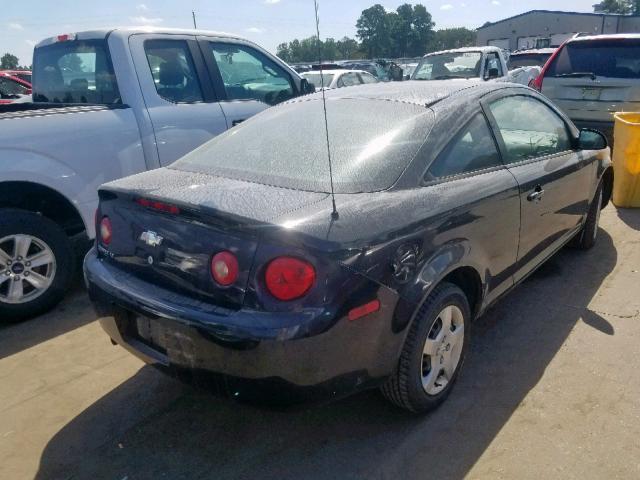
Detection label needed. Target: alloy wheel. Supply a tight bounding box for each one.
[0,234,57,304]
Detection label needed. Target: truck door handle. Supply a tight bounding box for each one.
[232,119,246,127]
[527,185,545,202]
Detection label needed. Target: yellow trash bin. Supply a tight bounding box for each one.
[612,112,640,208]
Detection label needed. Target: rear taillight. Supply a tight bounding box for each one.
[264,257,315,301]
[100,217,112,245]
[211,251,239,286]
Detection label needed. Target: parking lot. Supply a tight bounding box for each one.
[0,205,637,479]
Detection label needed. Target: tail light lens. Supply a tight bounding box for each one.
[211,251,239,286]
[100,217,112,245]
[265,257,316,301]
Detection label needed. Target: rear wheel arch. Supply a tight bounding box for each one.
[0,181,87,238]
[439,266,483,320]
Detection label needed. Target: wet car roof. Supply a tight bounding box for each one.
[287,80,524,109]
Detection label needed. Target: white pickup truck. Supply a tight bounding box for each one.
[0,27,313,320]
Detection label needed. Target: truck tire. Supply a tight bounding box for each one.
[0,209,74,322]
[569,183,603,251]
[381,282,470,413]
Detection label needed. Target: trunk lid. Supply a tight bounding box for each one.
[97,168,329,308]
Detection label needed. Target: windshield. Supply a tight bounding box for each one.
[0,77,28,98]
[413,52,482,80]
[173,99,432,193]
[302,72,335,88]
[32,40,120,104]
[509,53,552,69]
[547,39,640,79]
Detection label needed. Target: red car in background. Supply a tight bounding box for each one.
[1,70,32,84]
[0,73,32,104]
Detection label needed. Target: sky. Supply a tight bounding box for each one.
[3,0,597,65]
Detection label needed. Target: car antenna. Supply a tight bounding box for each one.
[313,0,339,220]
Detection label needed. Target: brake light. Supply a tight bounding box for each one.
[530,40,567,92]
[264,257,315,301]
[136,198,180,214]
[211,251,239,286]
[100,217,112,245]
[56,33,76,42]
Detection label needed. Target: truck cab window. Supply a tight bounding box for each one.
[209,43,294,105]
[33,40,120,104]
[144,40,204,103]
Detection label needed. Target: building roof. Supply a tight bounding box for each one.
[478,9,640,30]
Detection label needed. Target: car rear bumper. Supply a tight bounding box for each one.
[84,249,403,404]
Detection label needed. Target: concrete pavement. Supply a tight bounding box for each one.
[1,206,639,479]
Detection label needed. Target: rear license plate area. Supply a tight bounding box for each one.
[131,315,169,355]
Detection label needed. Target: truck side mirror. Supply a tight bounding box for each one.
[300,78,315,95]
[486,67,500,79]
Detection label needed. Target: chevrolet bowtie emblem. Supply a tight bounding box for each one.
[139,230,163,247]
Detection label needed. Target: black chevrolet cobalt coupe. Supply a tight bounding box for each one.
[85,81,612,412]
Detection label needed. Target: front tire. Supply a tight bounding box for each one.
[381,282,470,413]
[0,209,74,322]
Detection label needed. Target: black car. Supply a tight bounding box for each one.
[85,81,612,412]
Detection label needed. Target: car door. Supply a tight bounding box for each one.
[199,38,298,128]
[422,111,521,304]
[129,34,228,166]
[484,93,593,283]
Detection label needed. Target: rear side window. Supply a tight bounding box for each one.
[0,78,28,97]
[337,72,361,87]
[547,39,640,79]
[359,72,378,84]
[33,40,120,104]
[508,53,551,69]
[426,113,501,181]
[489,95,572,163]
[209,42,294,105]
[144,40,203,103]
[485,53,503,77]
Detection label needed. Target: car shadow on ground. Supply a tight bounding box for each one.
[34,230,617,480]
[616,207,640,231]
[0,274,92,359]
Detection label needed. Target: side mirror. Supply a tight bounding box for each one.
[404,74,411,81]
[486,67,500,79]
[577,128,608,150]
[300,78,315,95]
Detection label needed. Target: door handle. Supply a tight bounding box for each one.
[232,119,246,127]
[527,185,545,202]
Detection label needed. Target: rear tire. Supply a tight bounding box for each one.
[0,209,74,322]
[569,183,602,250]
[381,282,470,413]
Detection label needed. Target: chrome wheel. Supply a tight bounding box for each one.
[421,305,465,395]
[0,234,56,304]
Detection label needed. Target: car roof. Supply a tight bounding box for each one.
[302,69,372,76]
[568,33,640,43]
[36,27,246,48]
[289,80,524,109]
[423,46,501,57]
[510,48,556,55]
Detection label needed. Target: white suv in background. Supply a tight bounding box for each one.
[531,34,640,145]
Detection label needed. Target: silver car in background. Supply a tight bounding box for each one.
[532,34,640,144]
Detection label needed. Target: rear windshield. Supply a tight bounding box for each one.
[413,52,482,80]
[547,39,640,79]
[173,98,432,193]
[509,53,552,68]
[32,40,121,104]
[302,72,335,88]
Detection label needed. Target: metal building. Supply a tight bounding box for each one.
[477,10,640,51]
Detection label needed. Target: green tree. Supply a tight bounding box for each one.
[392,4,415,57]
[409,4,435,56]
[276,42,292,62]
[336,37,360,59]
[594,0,632,13]
[1,53,19,70]
[356,4,391,58]
[428,27,477,52]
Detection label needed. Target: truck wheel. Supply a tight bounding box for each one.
[381,282,470,413]
[569,183,603,251]
[0,209,74,322]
